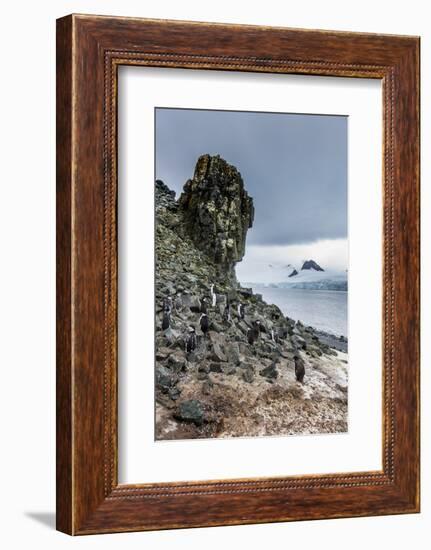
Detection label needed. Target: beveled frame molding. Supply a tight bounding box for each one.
[56,14,420,534]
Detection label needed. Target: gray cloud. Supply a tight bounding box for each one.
[155,108,347,246]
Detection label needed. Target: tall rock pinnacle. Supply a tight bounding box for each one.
[179,154,254,281]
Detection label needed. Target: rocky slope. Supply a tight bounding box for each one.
[155,155,348,440]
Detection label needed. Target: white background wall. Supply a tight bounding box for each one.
[0,0,428,548]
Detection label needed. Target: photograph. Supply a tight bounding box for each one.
[0,1,423,544]
[154,107,349,440]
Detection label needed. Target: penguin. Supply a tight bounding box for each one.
[200,297,208,314]
[222,303,231,323]
[210,284,217,307]
[247,321,260,345]
[163,296,172,314]
[237,303,245,320]
[257,320,266,334]
[294,354,305,383]
[271,328,275,342]
[185,326,197,353]
[199,313,209,336]
[162,311,170,331]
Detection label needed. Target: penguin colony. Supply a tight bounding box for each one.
[160,283,306,384]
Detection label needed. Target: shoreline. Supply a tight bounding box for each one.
[246,283,348,344]
[313,329,348,353]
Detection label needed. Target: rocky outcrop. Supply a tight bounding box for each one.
[179,154,254,281]
[155,156,348,440]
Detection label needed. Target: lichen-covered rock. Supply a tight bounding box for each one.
[211,342,227,363]
[156,366,178,392]
[179,154,254,280]
[225,342,240,365]
[167,352,187,373]
[175,399,205,426]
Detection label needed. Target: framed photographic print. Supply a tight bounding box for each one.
[56,14,420,534]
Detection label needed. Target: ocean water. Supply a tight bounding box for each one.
[251,286,348,337]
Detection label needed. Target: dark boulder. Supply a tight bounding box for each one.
[209,363,223,373]
[175,399,205,426]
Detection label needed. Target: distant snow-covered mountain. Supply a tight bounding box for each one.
[300,259,325,272]
[242,259,348,291]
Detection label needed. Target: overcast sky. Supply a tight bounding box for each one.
[155,108,348,280]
